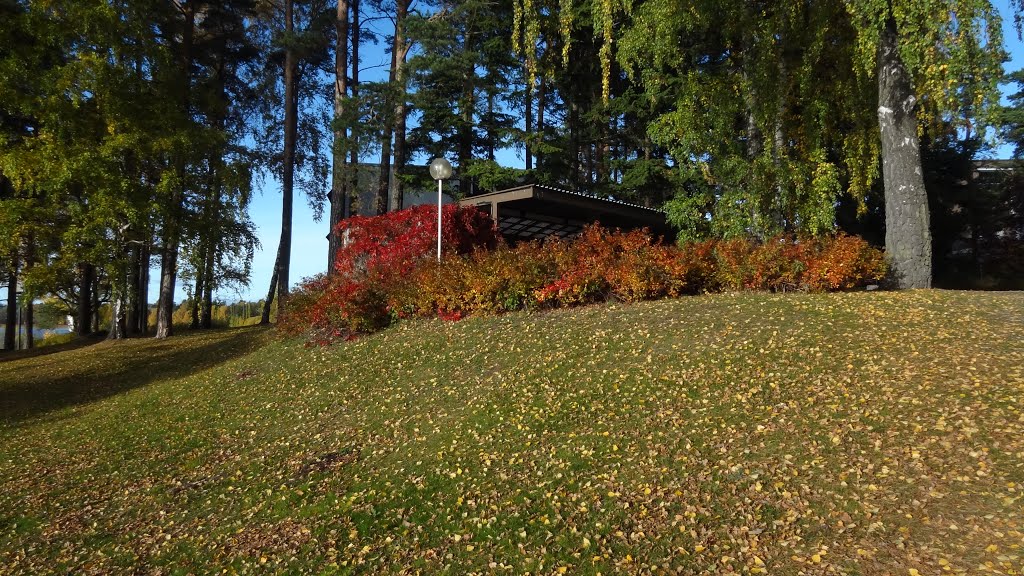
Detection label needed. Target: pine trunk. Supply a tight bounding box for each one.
[525,75,533,170]
[92,275,100,333]
[389,0,410,212]
[329,0,350,270]
[276,0,298,310]
[24,234,34,349]
[375,42,397,216]
[878,16,931,289]
[260,248,280,325]
[201,242,214,328]
[24,294,33,349]
[536,75,546,169]
[3,258,15,351]
[137,242,150,335]
[348,0,360,217]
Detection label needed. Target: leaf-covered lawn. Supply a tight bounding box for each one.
[1,291,1022,575]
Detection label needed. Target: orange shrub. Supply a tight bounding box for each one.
[281,223,888,344]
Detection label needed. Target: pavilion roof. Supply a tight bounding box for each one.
[458,184,672,242]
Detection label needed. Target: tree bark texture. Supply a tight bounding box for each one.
[260,248,280,325]
[108,295,127,340]
[878,16,931,289]
[275,0,298,310]
[76,262,94,337]
[525,75,533,170]
[389,0,411,212]
[375,42,397,215]
[191,271,203,329]
[156,3,196,338]
[108,240,129,341]
[24,234,34,349]
[4,258,16,350]
[536,75,546,169]
[348,0,360,217]
[155,239,178,338]
[92,275,100,333]
[201,241,214,328]
[24,294,33,349]
[328,0,350,271]
[135,242,150,335]
[457,27,476,190]
[126,245,140,336]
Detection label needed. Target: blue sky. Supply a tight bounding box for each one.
[184,2,1024,304]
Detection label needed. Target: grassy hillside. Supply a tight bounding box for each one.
[1,291,1022,575]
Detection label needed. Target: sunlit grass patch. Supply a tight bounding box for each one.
[1,291,1022,574]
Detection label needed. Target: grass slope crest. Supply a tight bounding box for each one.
[1,291,1022,574]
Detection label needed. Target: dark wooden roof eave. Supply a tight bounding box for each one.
[458,184,672,239]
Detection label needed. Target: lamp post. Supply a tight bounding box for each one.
[428,157,453,261]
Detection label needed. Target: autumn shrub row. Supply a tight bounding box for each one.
[278,206,887,344]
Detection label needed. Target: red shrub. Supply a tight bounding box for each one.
[281,220,888,344]
[333,204,498,280]
[281,205,497,343]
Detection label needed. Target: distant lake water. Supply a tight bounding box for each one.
[0,325,72,350]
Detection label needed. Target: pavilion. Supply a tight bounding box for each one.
[458,184,673,243]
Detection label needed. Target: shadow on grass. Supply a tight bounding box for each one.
[0,332,108,364]
[0,326,270,425]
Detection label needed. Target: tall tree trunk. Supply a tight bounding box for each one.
[260,248,281,325]
[274,0,298,310]
[24,294,33,350]
[156,3,196,339]
[126,245,140,336]
[389,0,411,212]
[92,275,100,333]
[24,234,34,349]
[108,293,127,340]
[137,241,150,335]
[569,98,579,190]
[191,271,203,329]
[375,43,397,215]
[3,256,16,351]
[201,242,214,328]
[329,0,350,271]
[348,0,360,217]
[536,74,546,170]
[457,29,476,185]
[76,263,93,337]
[108,242,128,341]
[486,91,495,162]
[878,15,931,289]
[155,237,178,338]
[525,75,533,170]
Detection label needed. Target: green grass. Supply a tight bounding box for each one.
[1,291,1022,574]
